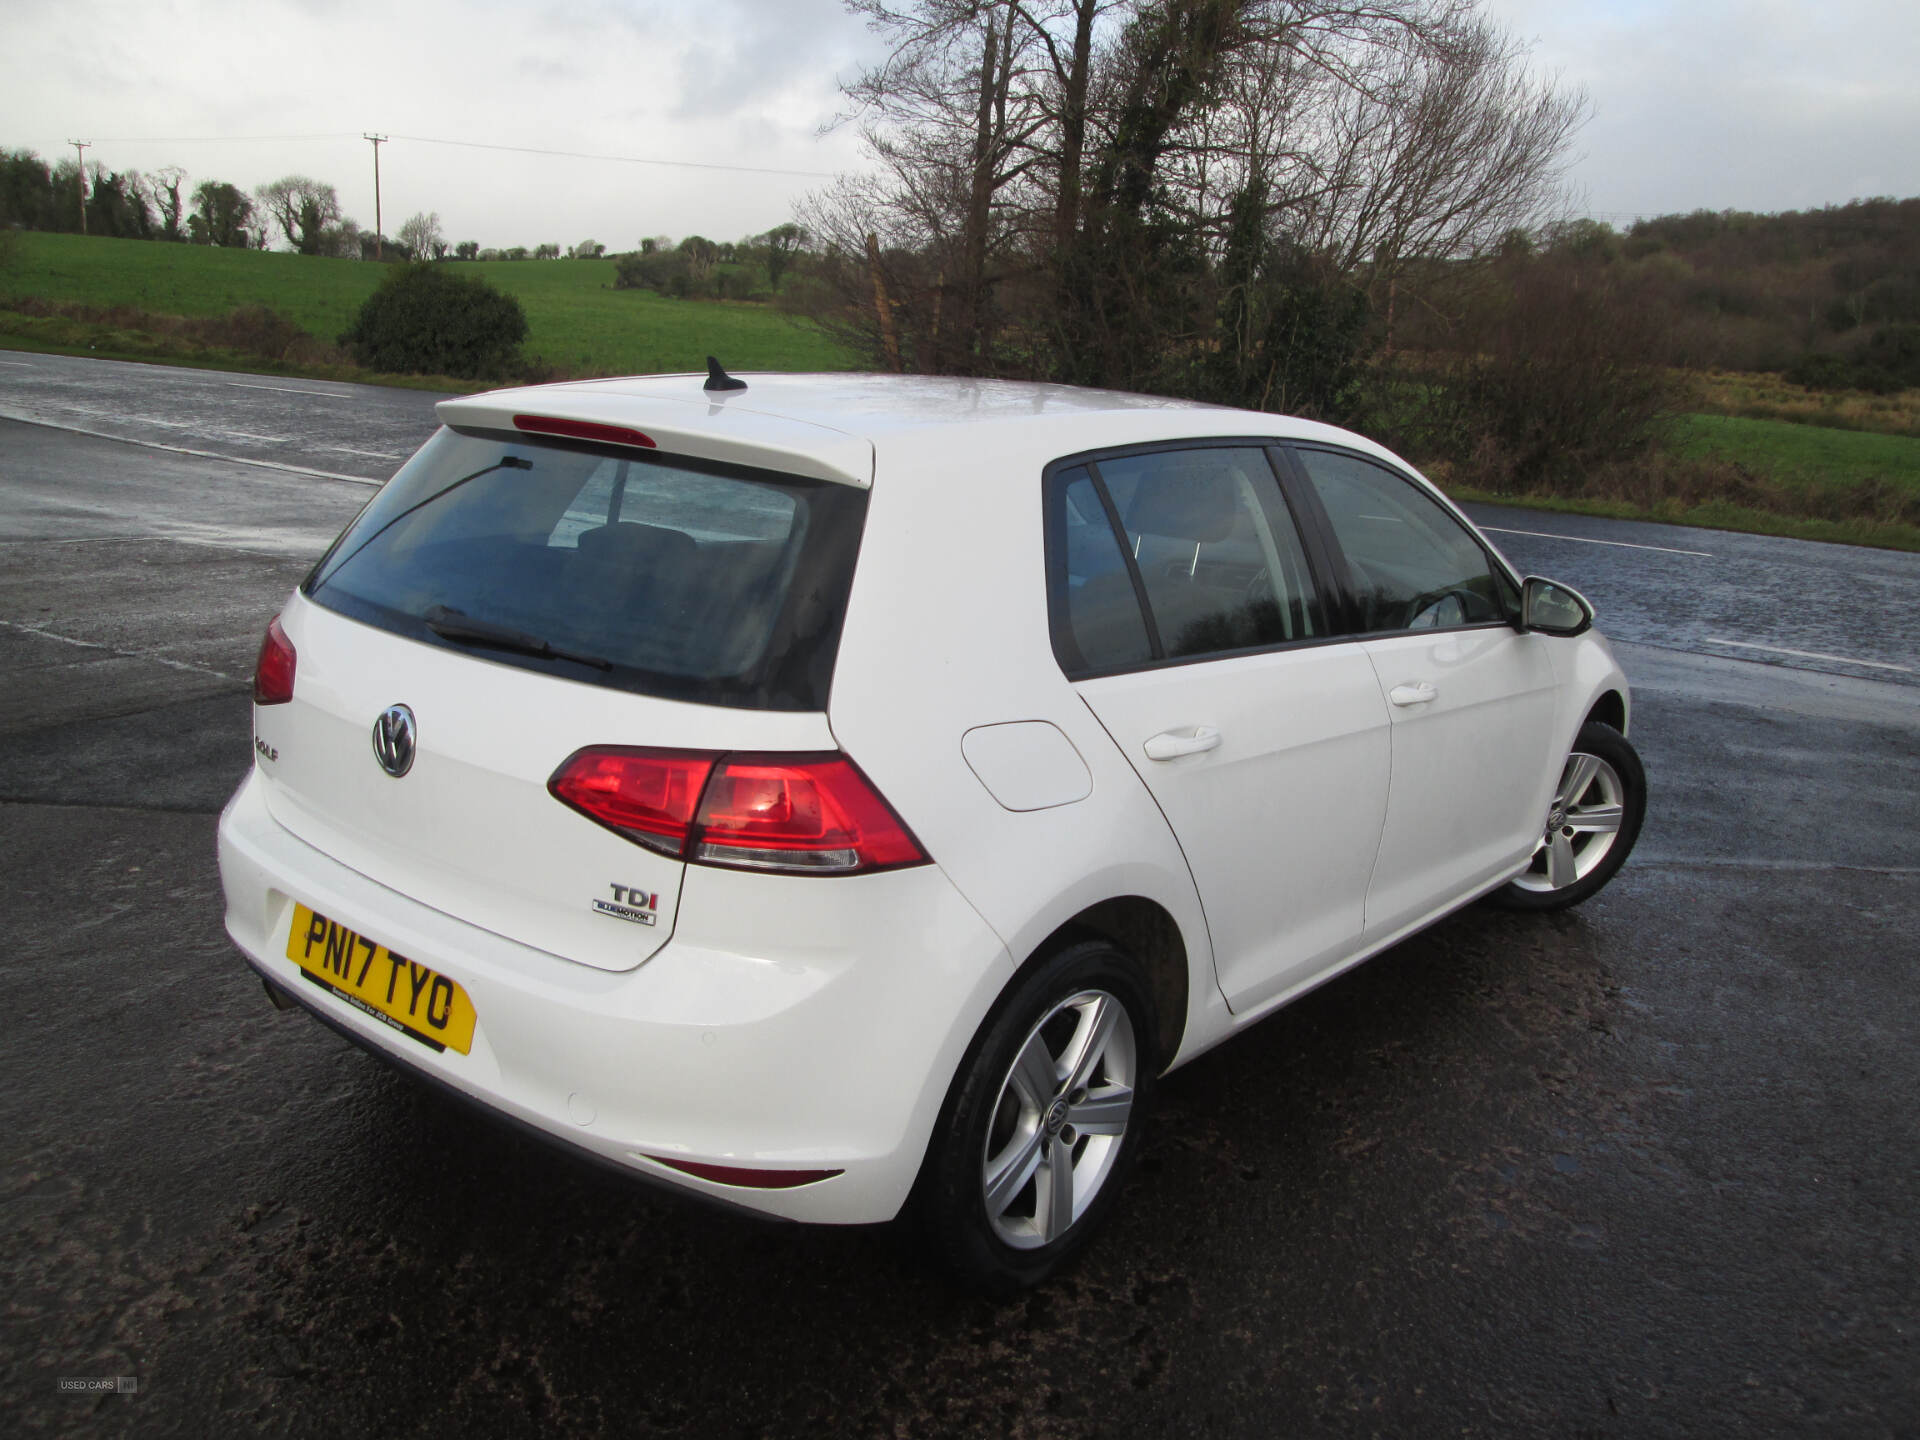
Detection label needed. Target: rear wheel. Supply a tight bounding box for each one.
[918,940,1155,1296]
[1493,721,1645,911]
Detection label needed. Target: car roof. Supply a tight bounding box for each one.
[437,372,1387,488]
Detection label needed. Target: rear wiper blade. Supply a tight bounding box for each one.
[423,605,613,671]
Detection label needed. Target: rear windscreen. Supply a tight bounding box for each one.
[304,426,867,711]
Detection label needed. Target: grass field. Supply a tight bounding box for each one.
[1690,369,1920,438]
[0,231,855,376]
[459,258,854,375]
[1670,413,1920,495]
[1445,484,1920,552]
[1436,414,1920,552]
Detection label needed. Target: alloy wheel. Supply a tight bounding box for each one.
[1511,749,1627,893]
[980,989,1137,1250]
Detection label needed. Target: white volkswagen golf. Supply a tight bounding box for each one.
[219,364,1644,1292]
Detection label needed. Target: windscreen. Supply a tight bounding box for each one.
[304,427,867,711]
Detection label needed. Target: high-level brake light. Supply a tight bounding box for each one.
[548,748,928,875]
[512,414,657,449]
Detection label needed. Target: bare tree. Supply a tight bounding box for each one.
[806,0,1583,395]
[151,165,188,241]
[679,236,720,286]
[756,223,807,290]
[1212,16,1586,292]
[396,211,444,261]
[255,175,343,254]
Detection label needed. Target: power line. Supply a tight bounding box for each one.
[87,133,357,144]
[81,130,843,180]
[383,133,839,180]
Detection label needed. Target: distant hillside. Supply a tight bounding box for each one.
[1621,197,1920,373]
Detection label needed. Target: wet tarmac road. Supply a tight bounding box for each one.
[2,359,1918,1437]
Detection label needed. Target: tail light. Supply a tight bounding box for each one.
[548,747,927,875]
[253,616,296,705]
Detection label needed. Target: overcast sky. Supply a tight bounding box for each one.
[3,0,1916,250]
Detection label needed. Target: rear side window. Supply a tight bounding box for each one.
[1055,468,1154,671]
[305,427,866,711]
[1046,445,1324,676]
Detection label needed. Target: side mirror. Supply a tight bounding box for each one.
[1519,576,1594,637]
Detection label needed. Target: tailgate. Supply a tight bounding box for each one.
[254,593,837,973]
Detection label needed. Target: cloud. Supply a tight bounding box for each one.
[1482,0,1920,217]
[6,0,1915,246]
[0,0,881,246]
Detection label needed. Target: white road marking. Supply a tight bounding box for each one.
[0,617,236,681]
[0,407,382,485]
[227,382,351,399]
[1703,638,1915,674]
[1636,856,1920,876]
[9,399,401,463]
[0,359,35,367]
[1478,525,1714,558]
[316,443,404,460]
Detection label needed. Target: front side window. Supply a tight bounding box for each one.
[305,427,865,710]
[1046,446,1323,675]
[1292,448,1515,633]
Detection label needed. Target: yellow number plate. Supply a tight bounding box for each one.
[285,903,476,1056]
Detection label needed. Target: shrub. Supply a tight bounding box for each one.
[1783,351,1855,390]
[1859,323,1920,389]
[340,263,528,378]
[1393,255,1681,492]
[1784,327,1920,394]
[612,250,662,290]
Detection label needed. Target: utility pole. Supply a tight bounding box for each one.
[68,140,90,235]
[363,133,387,260]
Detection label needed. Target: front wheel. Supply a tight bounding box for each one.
[917,940,1155,1296]
[1493,721,1646,911]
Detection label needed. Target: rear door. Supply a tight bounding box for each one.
[1049,445,1391,1014]
[1285,446,1561,937]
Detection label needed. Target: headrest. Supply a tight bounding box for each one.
[576,522,698,568]
[1124,465,1242,544]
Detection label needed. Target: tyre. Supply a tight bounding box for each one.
[1492,721,1646,911]
[917,939,1156,1296]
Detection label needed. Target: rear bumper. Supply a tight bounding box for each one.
[218,768,1013,1223]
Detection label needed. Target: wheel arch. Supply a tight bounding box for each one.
[1584,688,1629,735]
[1015,896,1190,1075]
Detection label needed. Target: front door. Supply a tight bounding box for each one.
[1288,446,1562,938]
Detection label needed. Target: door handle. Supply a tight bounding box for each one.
[1143,725,1222,761]
[1388,682,1438,707]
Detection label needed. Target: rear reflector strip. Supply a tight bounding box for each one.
[644,1155,843,1189]
[512,414,657,448]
